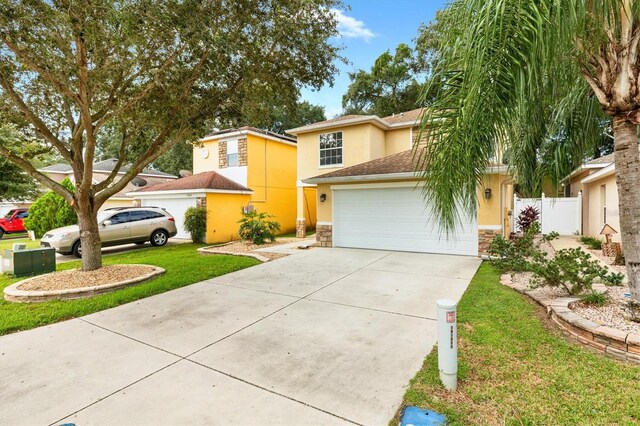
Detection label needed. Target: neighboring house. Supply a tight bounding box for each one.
[130,127,298,242]
[288,108,514,256]
[38,159,177,210]
[564,153,622,243]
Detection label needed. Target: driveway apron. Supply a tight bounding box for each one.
[0,248,481,425]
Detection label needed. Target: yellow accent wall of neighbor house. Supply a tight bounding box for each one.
[247,134,297,234]
[193,139,220,174]
[205,192,252,243]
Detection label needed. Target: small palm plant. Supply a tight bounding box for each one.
[238,210,280,245]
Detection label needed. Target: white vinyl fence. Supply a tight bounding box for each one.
[513,192,582,235]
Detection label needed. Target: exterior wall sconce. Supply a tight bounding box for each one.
[484,188,492,200]
[320,193,327,202]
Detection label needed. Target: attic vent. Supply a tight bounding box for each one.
[131,177,148,187]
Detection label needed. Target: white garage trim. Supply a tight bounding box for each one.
[331,184,478,256]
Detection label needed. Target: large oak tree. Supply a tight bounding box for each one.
[0,0,341,270]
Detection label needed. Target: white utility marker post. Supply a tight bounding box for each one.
[436,298,458,390]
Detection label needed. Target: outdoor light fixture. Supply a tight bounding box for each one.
[320,193,327,202]
[484,188,492,199]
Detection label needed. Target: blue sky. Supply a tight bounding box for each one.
[300,0,448,119]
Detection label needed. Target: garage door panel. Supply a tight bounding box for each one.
[141,198,196,239]
[333,187,478,256]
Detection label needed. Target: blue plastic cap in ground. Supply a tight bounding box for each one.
[400,406,446,426]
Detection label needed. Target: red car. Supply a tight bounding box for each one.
[0,208,29,239]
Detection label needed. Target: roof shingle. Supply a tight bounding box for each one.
[307,150,418,181]
[136,171,251,192]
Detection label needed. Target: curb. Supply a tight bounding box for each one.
[197,247,270,263]
[4,265,165,303]
[500,274,640,364]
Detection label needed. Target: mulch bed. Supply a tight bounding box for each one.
[17,265,157,291]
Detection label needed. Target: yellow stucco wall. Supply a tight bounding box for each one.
[302,187,317,229]
[192,139,220,175]
[296,123,388,181]
[205,192,252,243]
[385,128,412,155]
[100,199,135,211]
[477,173,512,226]
[247,134,297,234]
[585,174,620,242]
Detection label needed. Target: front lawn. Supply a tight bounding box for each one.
[397,263,640,425]
[0,243,259,335]
[0,236,40,251]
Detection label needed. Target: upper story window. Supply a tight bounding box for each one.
[227,140,238,167]
[319,131,343,166]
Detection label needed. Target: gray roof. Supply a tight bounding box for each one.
[39,159,177,178]
[585,153,614,166]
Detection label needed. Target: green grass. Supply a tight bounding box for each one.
[0,243,259,335]
[0,237,40,251]
[580,235,603,250]
[397,263,640,425]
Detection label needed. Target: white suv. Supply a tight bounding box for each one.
[41,207,178,258]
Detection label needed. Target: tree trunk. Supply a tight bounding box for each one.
[76,201,102,271]
[612,117,640,301]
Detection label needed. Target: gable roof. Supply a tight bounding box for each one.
[202,126,296,144]
[286,108,426,135]
[39,159,177,178]
[585,153,614,166]
[134,171,251,193]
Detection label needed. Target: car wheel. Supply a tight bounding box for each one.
[135,241,146,246]
[0,229,4,239]
[150,230,168,247]
[72,240,82,258]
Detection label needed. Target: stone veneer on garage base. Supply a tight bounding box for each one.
[316,224,333,247]
[478,228,502,256]
[296,219,306,238]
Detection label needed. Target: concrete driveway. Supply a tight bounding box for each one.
[0,248,481,425]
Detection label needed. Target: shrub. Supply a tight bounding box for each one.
[603,272,625,286]
[23,177,77,238]
[531,248,609,295]
[516,205,540,233]
[238,210,280,245]
[184,207,207,243]
[582,291,608,306]
[579,236,602,250]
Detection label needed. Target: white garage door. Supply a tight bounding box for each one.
[333,185,478,256]
[141,197,197,239]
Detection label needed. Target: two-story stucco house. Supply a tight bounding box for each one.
[288,108,514,257]
[131,127,298,242]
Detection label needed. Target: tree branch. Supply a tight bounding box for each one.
[1,36,80,103]
[0,74,74,163]
[0,145,74,203]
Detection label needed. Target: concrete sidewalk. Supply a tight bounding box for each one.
[1,248,481,425]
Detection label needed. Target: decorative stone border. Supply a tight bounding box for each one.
[500,274,640,364]
[4,265,165,303]
[197,246,270,263]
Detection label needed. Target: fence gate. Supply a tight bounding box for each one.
[512,192,582,235]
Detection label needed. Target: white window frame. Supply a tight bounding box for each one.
[227,139,238,167]
[319,131,343,167]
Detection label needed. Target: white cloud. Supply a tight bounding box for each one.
[331,9,375,42]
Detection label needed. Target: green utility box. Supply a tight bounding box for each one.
[3,248,56,277]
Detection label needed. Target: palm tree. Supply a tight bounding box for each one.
[418,0,640,302]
